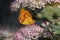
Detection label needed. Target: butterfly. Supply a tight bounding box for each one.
[19,8,35,25]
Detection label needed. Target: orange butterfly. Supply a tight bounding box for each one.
[19,8,35,25]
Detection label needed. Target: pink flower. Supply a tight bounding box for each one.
[41,21,50,27]
[14,24,44,40]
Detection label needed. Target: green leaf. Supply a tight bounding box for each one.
[53,7,60,17]
[41,6,60,21]
[50,24,60,34]
[41,6,54,20]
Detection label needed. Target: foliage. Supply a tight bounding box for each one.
[32,6,60,40]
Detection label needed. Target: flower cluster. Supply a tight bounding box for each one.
[14,24,44,40]
[0,29,14,40]
[10,0,60,11]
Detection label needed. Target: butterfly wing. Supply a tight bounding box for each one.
[19,8,35,25]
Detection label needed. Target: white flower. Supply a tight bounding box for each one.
[10,1,20,11]
[10,0,47,11]
[0,29,14,40]
[41,22,50,27]
[10,0,60,11]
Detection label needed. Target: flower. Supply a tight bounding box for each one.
[14,24,44,40]
[10,0,60,11]
[41,21,50,27]
[10,1,20,11]
[0,29,14,40]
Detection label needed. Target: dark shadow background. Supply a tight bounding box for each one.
[0,0,13,24]
[0,0,21,31]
